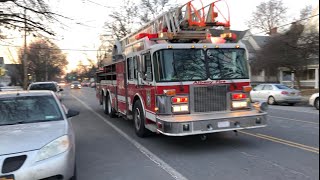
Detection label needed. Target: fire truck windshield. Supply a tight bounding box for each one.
[154,48,249,82]
[207,48,249,79]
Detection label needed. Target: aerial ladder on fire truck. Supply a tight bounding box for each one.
[113,0,235,56]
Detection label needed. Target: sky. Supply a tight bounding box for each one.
[0,0,319,72]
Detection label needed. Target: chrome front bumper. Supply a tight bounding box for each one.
[156,110,267,136]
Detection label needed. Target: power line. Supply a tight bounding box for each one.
[1,13,318,52]
[85,0,112,9]
[0,43,109,52]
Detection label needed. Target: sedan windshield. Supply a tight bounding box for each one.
[0,95,63,126]
[154,48,249,82]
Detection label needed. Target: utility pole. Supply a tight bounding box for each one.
[23,7,28,89]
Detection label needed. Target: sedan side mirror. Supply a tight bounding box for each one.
[66,109,80,118]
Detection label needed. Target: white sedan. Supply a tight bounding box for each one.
[251,84,301,105]
[309,93,319,110]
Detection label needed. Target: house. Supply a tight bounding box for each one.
[279,5,319,89]
[0,57,23,86]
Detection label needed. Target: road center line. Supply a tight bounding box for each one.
[71,94,188,180]
[268,115,320,125]
[239,131,319,154]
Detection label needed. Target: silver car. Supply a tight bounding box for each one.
[28,82,64,101]
[309,93,319,110]
[0,91,79,180]
[251,84,302,105]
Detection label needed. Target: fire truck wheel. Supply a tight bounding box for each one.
[103,96,108,114]
[107,95,117,118]
[133,100,149,137]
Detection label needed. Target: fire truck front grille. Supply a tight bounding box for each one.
[192,85,228,112]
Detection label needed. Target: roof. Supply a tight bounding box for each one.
[0,90,54,98]
[252,36,270,47]
[241,40,255,52]
[29,81,57,85]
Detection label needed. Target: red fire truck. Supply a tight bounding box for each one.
[96,0,268,137]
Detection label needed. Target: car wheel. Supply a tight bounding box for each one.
[107,96,117,118]
[70,164,77,180]
[315,98,319,110]
[133,100,150,137]
[268,96,276,105]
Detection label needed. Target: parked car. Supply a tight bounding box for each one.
[250,84,301,105]
[0,90,79,180]
[71,81,82,89]
[90,82,96,88]
[28,81,63,100]
[58,81,67,87]
[309,93,319,110]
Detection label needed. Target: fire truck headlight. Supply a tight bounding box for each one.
[232,101,248,109]
[172,105,189,113]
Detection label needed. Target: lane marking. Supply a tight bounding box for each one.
[71,94,188,180]
[268,106,319,114]
[239,131,319,154]
[268,115,320,125]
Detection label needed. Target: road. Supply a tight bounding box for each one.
[62,87,319,180]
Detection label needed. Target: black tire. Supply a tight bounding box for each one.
[268,96,276,105]
[70,164,77,180]
[315,98,319,110]
[99,92,103,105]
[107,95,117,118]
[102,96,108,114]
[133,100,150,137]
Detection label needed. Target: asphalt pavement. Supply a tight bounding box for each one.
[61,87,319,180]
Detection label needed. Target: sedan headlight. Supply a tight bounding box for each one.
[36,135,70,162]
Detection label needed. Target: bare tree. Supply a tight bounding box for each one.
[246,0,287,34]
[300,5,313,20]
[104,0,139,40]
[139,0,173,24]
[0,0,65,36]
[18,39,68,81]
[254,23,319,89]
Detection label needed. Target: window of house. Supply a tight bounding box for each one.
[300,69,315,80]
[282,71,292,81]
[308,69,315,80]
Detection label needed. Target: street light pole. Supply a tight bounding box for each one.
[23,7,28,89]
